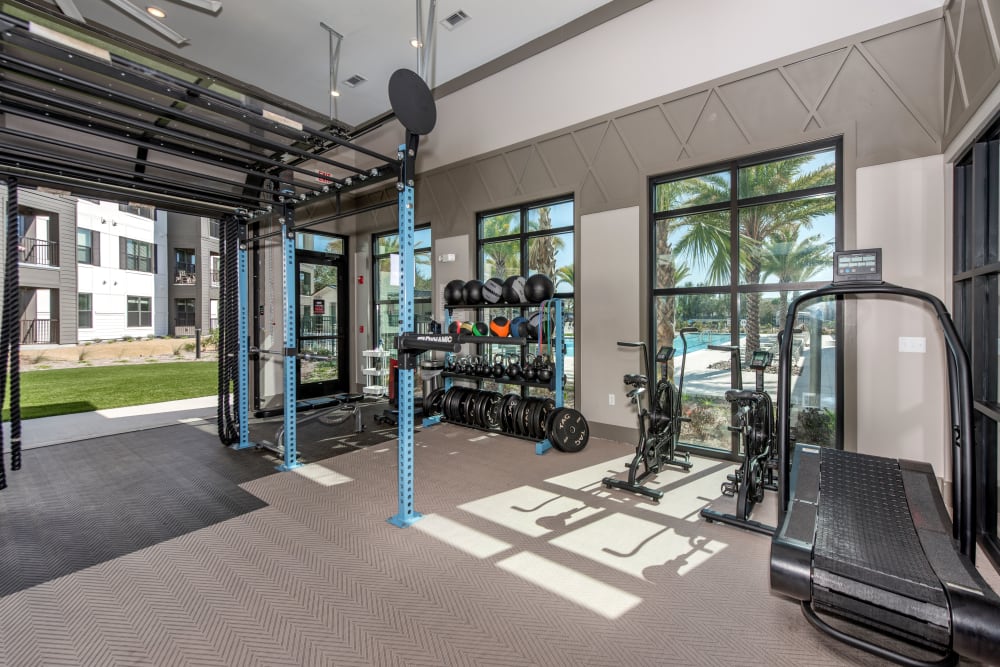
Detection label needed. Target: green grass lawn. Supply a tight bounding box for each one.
[4,361,218,420]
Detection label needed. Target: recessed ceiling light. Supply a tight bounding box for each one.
[146,6,166,18]
[410,39,422,48]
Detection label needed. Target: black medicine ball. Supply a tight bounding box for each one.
[444,279,465,305]
[502,275,527,304]
[509,316,529,338]
[525,274,555,303]
[471,322,490,336]
[462,279,484,305]
[482,277,504,304]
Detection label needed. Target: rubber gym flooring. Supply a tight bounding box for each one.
[2,416,993,665]
[0,399,397,597]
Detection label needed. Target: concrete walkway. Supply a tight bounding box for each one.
[3,395,218,449]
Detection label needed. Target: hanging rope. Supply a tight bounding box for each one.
[0,177,22,489]
[216,213,240,445]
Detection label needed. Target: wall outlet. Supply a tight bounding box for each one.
[898,336,926,353]
[608,393,615,406]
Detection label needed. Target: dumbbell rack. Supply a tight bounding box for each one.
[428,298,566,454]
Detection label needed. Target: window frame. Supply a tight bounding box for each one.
[953,114,1000,570]
[77,228,94,265]
[78,292,92,329]
[124,238,154,273]
[372,225,432,350]
[648,138,843,460]
[126,295,152,328]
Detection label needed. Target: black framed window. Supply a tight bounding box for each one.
[477,196,576,404]
[78,292,92,329]
[650,139,842,458]
[122,238,154,273]
[77,228,95,265]
[954,114,1000,569]
[175,298,196,327]
[373,226,432,350]
[126,295,152,327]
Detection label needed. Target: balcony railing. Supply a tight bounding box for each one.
[21,318,57,344]
[174,262,196,284]
[20,237,58,266]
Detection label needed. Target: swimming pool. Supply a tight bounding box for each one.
[673,332,743,356]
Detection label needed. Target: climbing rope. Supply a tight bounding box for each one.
[216,213,240,445]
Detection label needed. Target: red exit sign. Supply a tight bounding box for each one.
[317,171,332,184]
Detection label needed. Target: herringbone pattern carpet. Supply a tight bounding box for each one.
[0,423,932,666]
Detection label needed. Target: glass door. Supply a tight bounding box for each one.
[296,232,348,399]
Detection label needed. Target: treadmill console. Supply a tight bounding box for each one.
[833,248,882,284]
[655,346,674,363]
[749,350,772,370]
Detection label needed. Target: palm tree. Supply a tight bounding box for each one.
[760,231,833,326]
[481,213,520,279]
[526,207,564,278]
[554,265,574,292]
[673,157,835,360]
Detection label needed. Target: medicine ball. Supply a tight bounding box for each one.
[459,322,474,335]
[525,274,555,303]
[448,320,463,335]
[482,277,504,304]
[444,279,465,305]
[509,316,529,338]
[471,321,490,336]
[489,316,510,337]
[462,279,484,305]
[502,275,527,304]
[526,310,554,340]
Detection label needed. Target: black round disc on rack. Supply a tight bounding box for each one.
[529,400,545,439]
[424,388,445,416]
[461,391,477,425]
[544,408,563,450]
[388,68,437,136]
[548,408,590,453]
[442,387,457,421]
[485,393,502,429]
[501,394,518,433]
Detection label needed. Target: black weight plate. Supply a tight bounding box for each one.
[511,396,525,436]
[535,399,553,439]
[545,408,564,451]
[529,399,545,439]
[519,398,533,437]
[475,391,488,428]
[449,387,467,422]
[443,387,458,421]
[548,408,590,453]
[501,394,518,433]
[461,391,477,425]
[423,388,443,416]
[434,388,447,414]
[485,393,502,429]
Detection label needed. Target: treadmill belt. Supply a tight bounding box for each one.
[814,449,948,608]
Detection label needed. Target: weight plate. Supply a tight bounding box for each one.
[424,388,444,416]
[443,387,458,421]
[544,408,563,451]
[485,393,502,429]
[449,387,467,423]
[501,394,518,433]
[519,398,534,437]
[529,399,545,439]
[512,397,527,436]
[461,391,477,425]
[548,408,590,453]
[475,391,488,428]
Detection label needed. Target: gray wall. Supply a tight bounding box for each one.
[0,186,79,345]
[943,0,1000,147]
[306,11,952,433]
[163,211,219,334]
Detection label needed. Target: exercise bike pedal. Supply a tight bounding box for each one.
[721,482,736,496]
[726,473,740,483]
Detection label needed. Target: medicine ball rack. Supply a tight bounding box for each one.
[428,298,568,454]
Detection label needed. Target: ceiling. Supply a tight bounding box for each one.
[31,0,618,129]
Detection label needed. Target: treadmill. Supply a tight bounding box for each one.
[769,249,1000,666]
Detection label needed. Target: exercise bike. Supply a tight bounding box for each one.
[700,349,776,535]
[602,328,696,501]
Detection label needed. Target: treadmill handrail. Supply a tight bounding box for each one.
[774,282,976,560]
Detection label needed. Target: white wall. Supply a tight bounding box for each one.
[854,155,949,475]
[579,207,642,429]
[416,0,944,171]
[76,200,162,341]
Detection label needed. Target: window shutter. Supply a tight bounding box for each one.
[93,232,101,267]
[119,236,126,269]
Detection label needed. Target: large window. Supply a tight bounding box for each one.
[373,226,432,350]
[78,293,92,329]
[651,140,840,457]
[122,238,154,273]
[954,116,1000,569]
[126,295,152,327]
[477,197,575,403]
